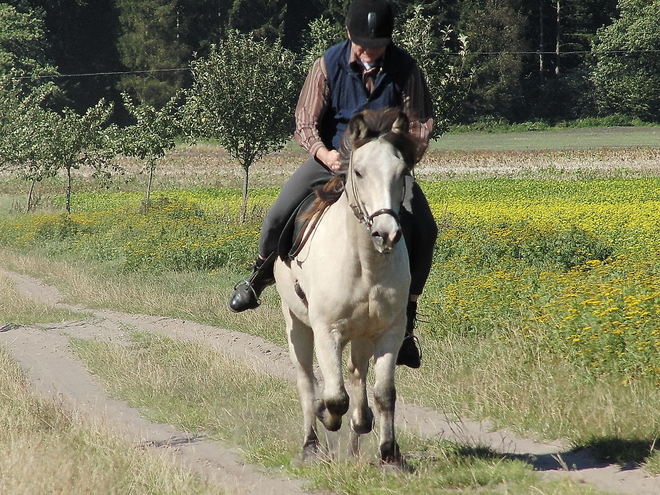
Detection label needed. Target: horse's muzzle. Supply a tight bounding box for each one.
[371,223,402,253]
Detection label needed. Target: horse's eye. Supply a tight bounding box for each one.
[355,170,363,179]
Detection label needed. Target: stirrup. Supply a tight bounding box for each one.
[235,278,261,302]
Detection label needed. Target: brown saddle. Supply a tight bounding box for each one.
[277,193,321,261]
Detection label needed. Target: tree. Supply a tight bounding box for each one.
[301,16,346,71]
[0,3,55,78]
[22,0,123,115]
[458,0,530,122]
[116,0,191,108]
[47,100,117,213]
[0,77,60,211]
[119,92,182,210]
[393,5,470,136]
[592,0,660,121]
[184,31,302,222]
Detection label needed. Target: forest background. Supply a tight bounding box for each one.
[3,0,660,127]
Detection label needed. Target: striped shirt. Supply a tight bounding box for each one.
[294,43,434,161]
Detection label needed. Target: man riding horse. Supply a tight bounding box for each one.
[229,0,438,369]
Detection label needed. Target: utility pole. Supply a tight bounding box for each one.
[539,0,544,84]
[555,0,561,75]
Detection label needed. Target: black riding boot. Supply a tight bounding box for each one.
[396,300,422,368]
[228,254,276,313]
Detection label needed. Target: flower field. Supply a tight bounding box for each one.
[1,176,660,381]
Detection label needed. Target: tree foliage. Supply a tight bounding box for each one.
[184,31,302,221]
[394,5,470,136]
[0,77,59,211]
[119,92,182,210]
[0,3,55,78]
[47,100,117,213]
[592,0,660,121]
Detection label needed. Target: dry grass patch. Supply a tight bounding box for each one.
[0,270,87,326]
[0,347,219,495]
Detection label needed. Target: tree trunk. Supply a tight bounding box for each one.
[26,179,36,213]
[539,0,544,84]
[66,166,72,213]
[241,164,250,223]
[145,160,155,212]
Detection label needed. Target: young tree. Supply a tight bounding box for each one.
[184,31,302,222]
[119,92,182,210]
[0,77,59,211]
[301,16,346,71]
[592,0,660,121]
[47,100,117,213]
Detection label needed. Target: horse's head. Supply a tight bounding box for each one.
[343,108,419,253]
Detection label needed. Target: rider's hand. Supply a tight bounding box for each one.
[316,148,342,172]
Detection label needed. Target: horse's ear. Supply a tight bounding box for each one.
[391,112,409,134]
[348,113,370,141]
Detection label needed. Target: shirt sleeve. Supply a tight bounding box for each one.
[402,64,434,160]
[294,57,330,158]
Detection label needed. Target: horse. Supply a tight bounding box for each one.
[273,108,419,467]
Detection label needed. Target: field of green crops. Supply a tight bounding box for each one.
[2,170,660,382]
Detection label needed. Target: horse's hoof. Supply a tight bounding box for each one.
[349,408,374,435]
[301,440,329,464]
[315,399,344,432]
[381,457,410,473]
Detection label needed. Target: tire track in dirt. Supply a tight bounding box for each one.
[3,269,660,495]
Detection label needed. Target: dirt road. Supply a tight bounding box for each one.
[2,269,660,494]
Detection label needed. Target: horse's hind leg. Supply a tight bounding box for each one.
[347,338,374,457]
[286,311,321,460]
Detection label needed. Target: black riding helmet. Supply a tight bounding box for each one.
[346,0,394,48]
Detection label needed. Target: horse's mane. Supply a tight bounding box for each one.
[342,108,421,171]
[303,108,421,221]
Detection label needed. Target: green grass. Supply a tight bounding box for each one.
[431,126,660,151]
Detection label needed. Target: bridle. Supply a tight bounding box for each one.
[347,140,405,231]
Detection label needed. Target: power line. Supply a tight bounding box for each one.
[14,49,660,81]
[19,67,190,80]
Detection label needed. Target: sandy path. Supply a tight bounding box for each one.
[2,269,660,494]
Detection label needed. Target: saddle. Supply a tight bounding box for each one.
[277,193,330,261]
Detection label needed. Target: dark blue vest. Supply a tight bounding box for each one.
[320,40,416,150]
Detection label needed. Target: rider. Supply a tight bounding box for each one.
[229,0,438,369]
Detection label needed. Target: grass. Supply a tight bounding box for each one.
[70,329,602,494]
[0,270,88,326]
[0,345,220,495]
[2,133,660,492]
[431,126,660,152]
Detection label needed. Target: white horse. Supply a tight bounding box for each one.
[274,108,418,467]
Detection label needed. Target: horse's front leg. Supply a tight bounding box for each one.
[286,310,321,461]
[373,334,403,468]
[348,337,374,457]
[314,327,349,432]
